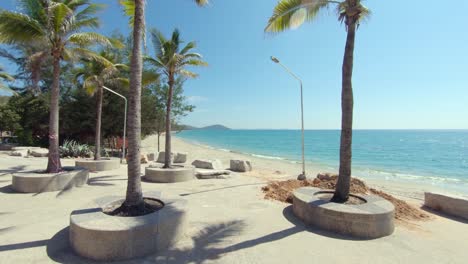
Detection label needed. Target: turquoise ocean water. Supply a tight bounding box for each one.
[178,130,468,194]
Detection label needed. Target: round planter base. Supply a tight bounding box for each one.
[75,158,120,171]
[293,187,394,239]
[144,165,194,183]
[69,191,188,261]
[12,166,89,193]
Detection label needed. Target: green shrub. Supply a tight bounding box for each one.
[60,140,92,158]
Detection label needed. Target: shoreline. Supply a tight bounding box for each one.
[141,135,467,202]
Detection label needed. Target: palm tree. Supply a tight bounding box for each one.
[117,0,208,212]
[0,0,112,173]
[0,65,15,93]
[118,0,146,210]
[265,0,370,203]
[146,29,207,168]
[75,55,129,160]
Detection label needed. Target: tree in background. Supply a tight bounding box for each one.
[3,92,49,146]
[265,0,371,202]
[0,105,20,141]
[146,28,206,168]
[0,0,114,173]
[148,77,194,151]
[0,65,14,93]
[75,54,128,160]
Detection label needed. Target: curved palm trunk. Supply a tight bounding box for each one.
[94,86,103,160]
[46,55,62,173]
[332,18,357,203]
[163,76,174,168]
[124,0,144,208]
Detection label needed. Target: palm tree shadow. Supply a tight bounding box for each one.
[421,206,468,224]
[0,185,16,194]
[0,165,27,177]
[46,207,366,263]
[46,219,301,264]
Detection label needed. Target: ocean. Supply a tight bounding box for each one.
[178,129,468,194]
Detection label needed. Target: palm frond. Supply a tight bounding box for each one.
[48,2,74,35]
[0,11,46,44]
[182,59,208,67]
[66,47,113,66]
[0,83,17,94]
[142,70,159,87]
[183,52,203,59]
[105,77,129,89]
[83,75,99,95]
[70,17,100,31]
[194,0,209,6]
[67,32,112,47]
[75,3,104,22]
[0,72,14,81]
[180,41,196,55]
[337,1,371,28]
[149,28,166,57]
[179,69,198,79]
[17,0,48,25]
[265,0,334,33]
[65,0,92,10]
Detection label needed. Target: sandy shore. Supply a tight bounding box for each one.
[0,137,467,263]
[142,135,462,203]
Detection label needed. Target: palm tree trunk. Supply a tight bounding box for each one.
[332,18,357,203]
[124,0,144,208]
[94,86,103,160]
[46,55,62,173]
[163,76,174,168]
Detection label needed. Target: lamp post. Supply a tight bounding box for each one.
[270,56,306,180]
[102,86,127,164]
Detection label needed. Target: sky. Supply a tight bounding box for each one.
[0,0,467,129]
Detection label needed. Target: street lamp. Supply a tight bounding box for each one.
[102,86,127,164]
[270,56,306,180]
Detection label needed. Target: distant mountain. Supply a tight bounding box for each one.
[200,125,230,130]
[181,124,230,131]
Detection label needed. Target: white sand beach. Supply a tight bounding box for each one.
[0,135,467,263]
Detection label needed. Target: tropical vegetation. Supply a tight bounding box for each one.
[145,28,207,168]
[0,65,14,93]
[0,0,114,173]
[266,0,370,202]
[75,53,129,160]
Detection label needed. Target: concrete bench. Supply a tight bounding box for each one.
[424,192,468,220]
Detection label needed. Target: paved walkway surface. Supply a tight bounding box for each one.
[1,155,468,264]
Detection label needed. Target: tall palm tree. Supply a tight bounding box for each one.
[0,65,15,93]
[0,0,112,173]
[145,29,207,168]
[75,55,129,160]
[118,0,208,211]
[119,0,145,210]
[265,0,370,202]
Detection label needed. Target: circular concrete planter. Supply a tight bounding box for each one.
[12,166,89,193]
[69,191,188,261]
[144,164,194,183]
[75,158,120,172]
[293,187,394,239]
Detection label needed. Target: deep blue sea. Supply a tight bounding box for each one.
[178,130,468,193]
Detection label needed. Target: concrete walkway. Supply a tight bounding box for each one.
[1,154,468,264]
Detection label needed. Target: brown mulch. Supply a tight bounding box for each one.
[103,198,164,217]
[261,173,431,224]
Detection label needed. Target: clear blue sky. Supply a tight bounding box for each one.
[1,0,467,129]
